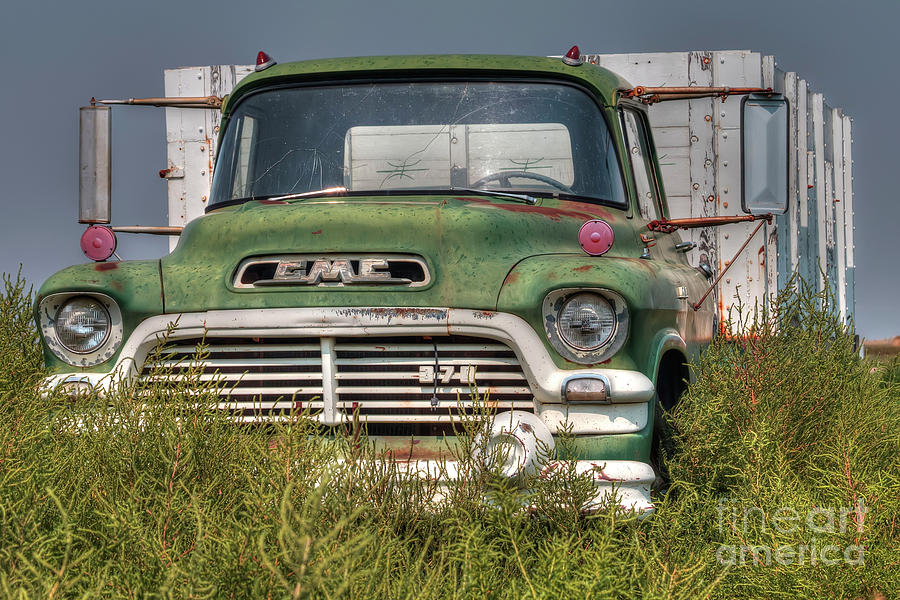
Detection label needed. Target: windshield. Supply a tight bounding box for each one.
[210,81,627,207]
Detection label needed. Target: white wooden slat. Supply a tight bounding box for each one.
[812,93,827,291]
[761,56,779,302]
[842,116,854,271]
[587,52,691,87]
[686,50,716,269]
[651,126,690,148]
[832,108,846,319]
[784,71,800,272]
[658,155,691,199]
[798,79,809,229]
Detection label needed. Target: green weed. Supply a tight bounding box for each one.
[0,271,896,598]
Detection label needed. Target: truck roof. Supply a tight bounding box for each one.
[223,54,632,114]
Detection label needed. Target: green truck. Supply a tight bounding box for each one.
[36,48,798,513]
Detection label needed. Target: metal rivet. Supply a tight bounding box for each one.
[723,161,728,167]
[723,133,728,140]
[705,114,711,122]
[707,195,715,202]
[721,112,726,118]
[723,201,728,208]
[691,135,699,143]
[692,183,700,190]
[705,159,712,167]
[200,170,206,175]
[724,233,730,239]
[726,278,731,284]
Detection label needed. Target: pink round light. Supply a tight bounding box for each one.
[80,225,117,262]
[578,220,614,256]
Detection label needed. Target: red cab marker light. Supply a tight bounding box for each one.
[81,225,117,262]
[579,220,614,256]
[562,45,584,67]
[255,51,276,72]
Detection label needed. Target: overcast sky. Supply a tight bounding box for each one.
[1,0,896,337]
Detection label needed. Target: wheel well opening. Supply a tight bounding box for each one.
[656,350,689,412]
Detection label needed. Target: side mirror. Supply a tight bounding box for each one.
[79,105,111,224]
[741,94,789,215]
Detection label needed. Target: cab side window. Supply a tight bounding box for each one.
[621,109,661,221]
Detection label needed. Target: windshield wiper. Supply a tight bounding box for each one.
[267,186,348,202]
[449,187,537,205]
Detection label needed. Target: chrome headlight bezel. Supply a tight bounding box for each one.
[38,293,124,367]
[542,288,629,365]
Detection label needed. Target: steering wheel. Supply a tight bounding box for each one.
[470,170,573,193]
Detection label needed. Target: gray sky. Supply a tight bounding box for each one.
[1,0,896,337]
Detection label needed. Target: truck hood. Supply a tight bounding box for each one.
[160,195,637,313]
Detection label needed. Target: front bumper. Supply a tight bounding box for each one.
[387,458,655,515]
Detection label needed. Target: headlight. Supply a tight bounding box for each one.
[542,288,629,365]
[54,296,111,353]
[557,293,616,350]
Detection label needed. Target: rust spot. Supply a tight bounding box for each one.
[95,262,118,271]
[590,464,621,482]
[473,311,494,320]
[258,199,288,205]
[573,265,592,272]
[519,423,533,433]
[110,280,123,292]
[377,437,450,461]
[311,229,322,235]
[540,462,560,479]
[335,307,448,322]
[502,271,519,286]
[375,346,386,351]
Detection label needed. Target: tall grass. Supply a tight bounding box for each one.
[0,271,896,599]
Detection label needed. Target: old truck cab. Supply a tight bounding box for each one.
[36,49,800,513]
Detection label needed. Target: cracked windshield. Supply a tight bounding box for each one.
[210,81,626,206]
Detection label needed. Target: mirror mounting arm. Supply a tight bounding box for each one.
[648,213,771,233]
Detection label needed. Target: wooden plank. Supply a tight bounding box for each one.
[831,108,846,319]
[686,50,716,269]
[783,71,800,279]
[842,115,855,317]
[812,93,827,292]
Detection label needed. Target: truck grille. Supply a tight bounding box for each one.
[139,335,533,423]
